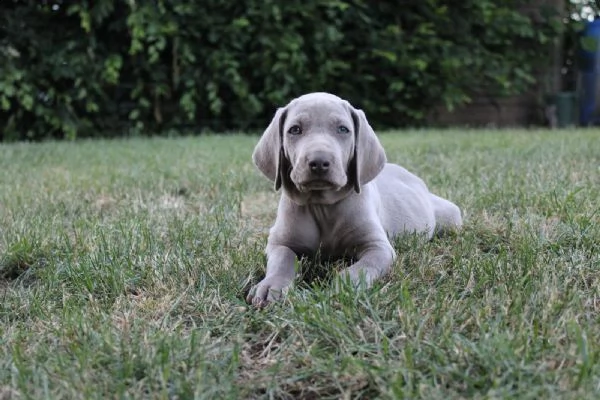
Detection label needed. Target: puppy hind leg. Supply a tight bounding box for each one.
[430,194,463,233]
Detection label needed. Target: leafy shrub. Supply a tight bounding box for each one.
[0,0,562,140]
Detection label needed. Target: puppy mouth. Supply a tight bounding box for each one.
[297,180,339,192]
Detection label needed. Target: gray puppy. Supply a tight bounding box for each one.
[247,92,462,307]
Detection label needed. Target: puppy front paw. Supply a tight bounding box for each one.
[338,266,375,288]
[246,276,292,308]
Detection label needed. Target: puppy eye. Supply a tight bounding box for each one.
[337,125,350,134]
[288,125,302,135]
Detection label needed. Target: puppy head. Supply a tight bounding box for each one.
[252,92,386,204]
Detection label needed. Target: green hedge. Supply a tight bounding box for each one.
[0,0,561,140]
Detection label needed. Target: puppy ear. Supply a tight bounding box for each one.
[348,107,386,193]
[252,107,288,190]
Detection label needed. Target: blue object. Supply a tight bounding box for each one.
[579,18,600,126]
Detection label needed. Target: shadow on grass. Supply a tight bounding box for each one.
[239,254,348,304]
[0,237,48,285]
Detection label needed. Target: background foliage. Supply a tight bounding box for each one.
[0,0,561,140]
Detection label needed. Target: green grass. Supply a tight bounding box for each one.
[0,129,599,399]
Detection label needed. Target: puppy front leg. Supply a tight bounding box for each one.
[247,244,297,307]
[339,242,396,287]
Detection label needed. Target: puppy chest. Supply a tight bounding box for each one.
[310,208,361,258]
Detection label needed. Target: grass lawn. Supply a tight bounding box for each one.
[0,129,599,399]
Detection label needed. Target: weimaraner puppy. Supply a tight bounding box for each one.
[247,92,462,307]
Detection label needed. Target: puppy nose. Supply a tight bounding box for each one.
[308,155,330,175]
